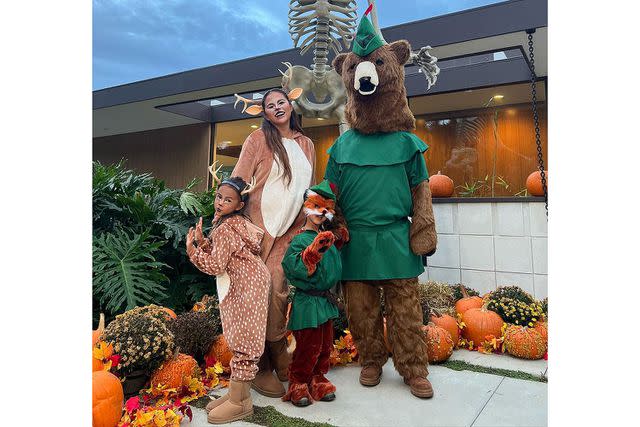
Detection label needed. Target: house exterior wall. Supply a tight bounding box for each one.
[419,201,548,299]
[92,123,212,192]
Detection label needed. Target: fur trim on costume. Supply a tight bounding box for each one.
[301,231,336,275]
[409,180,437,256]
[282,381,314,404]
[309,374,336,401]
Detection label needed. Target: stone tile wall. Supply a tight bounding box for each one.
[418,202,547,299]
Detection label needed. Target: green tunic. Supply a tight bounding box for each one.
[282,230,341,330]
[324,129,429,281]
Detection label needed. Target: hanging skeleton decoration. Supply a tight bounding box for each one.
[233,0,440,134]
[281,0,358,133]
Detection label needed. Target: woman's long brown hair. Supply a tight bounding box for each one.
[260,88,305,187]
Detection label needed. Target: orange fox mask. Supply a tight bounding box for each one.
[303,190,336,221]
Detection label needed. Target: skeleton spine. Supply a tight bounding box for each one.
[312,17,330,82]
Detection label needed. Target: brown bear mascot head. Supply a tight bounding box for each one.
[332,15,415,135]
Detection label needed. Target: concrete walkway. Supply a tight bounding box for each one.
[187,351,547,427]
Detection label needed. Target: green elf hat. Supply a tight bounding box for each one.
[306,180,337,201]
[352,5,385,57]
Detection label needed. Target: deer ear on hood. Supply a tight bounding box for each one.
[388,40,411,65]
[332,53,349,76]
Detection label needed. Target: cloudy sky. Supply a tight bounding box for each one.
[93,0,502,90]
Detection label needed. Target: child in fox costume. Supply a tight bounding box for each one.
[326,12,438,398]
[281,180,348,407]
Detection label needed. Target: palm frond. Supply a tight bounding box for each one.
[93,228,170,315]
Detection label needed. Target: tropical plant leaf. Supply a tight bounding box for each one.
[93,228,170,315]
[179,191,203,216]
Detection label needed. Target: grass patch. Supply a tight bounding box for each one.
[245,405,337,427]
[189,396,211,409]
[441,359,547,383]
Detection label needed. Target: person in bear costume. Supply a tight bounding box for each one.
[325,12,438,398]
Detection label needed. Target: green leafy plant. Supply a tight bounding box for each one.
[92,160,217,322]
[456,177,490,197]
[93,228,170,314]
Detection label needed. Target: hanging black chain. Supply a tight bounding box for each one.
[526,29,548,218]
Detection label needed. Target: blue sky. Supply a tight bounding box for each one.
[93,0,503,90]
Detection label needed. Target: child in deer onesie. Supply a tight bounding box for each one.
[231,87,316,398]
[326,13,438,398]
[186,176,270,423]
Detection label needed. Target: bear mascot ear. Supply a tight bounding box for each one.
[332,53,349,76]
[388,40,412,65]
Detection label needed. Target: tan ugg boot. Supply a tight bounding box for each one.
[359,364,382,386]
[404,377,434,399]
[251,351,285,397]
[267,338,291,382]
[205,394,228,413]
[207,380,253,424]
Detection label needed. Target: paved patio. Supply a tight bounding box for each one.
[187,351,547,427]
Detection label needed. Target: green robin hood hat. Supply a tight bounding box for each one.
[307,180,336,201]
[352,14,385,57]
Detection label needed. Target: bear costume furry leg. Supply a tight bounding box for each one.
[344,279,429,380]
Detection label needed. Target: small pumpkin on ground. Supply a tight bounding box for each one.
[150,353,199,389]
[455,285,483,315]
[422,323,454,363]
[533,321,548,343]
[461,304,505,348]
[429,171,454,198]
[92,370,124,427]
[503,325,546,359]
[429,313,459,345]
[206,334,233,368]
[526,170,548,196]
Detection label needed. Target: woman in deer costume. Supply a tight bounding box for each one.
[231,87,316,398]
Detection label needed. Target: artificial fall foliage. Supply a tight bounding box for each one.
[330,330,358,366]
[93,340,122,372]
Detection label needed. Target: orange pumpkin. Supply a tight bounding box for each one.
[461,306,504,348]
[429,314,459,345]
[533,321,548,343]
[206,334,233,368]
[455,286,483,315]
[526,170,548,197]
[383,317,392,354]
[422,323,454,363]
[429,171,454,198]
[92,371,124,427]
[150,353,198,389]
[92,355,104,372]
[93,313,105,347]
[503,325,546,359]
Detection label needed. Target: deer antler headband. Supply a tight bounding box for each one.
[233,87,303,116]
[208,161,256,196]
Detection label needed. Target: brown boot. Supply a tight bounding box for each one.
[207,380,253,424]
[359,364,382,387]
[267,338,291,382]
[205,394,228,413]
[251,351,285,398]
[404,377,434,399]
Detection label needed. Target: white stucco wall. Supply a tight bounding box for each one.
[418,201,548,299]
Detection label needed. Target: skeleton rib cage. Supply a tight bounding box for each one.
[288,0,358,82]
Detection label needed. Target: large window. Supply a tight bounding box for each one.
[211,82,547,198]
